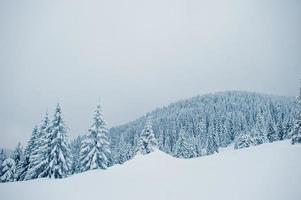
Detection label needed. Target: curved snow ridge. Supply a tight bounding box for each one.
[1,141,301,200]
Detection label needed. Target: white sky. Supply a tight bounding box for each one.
[0,0,300,149]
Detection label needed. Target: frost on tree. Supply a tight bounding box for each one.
[1,158,16,182]
[80,104,111,171]
[138,117,157,155]
[48,104,72,179]
[291,95,301,145]
[26,112,51,180]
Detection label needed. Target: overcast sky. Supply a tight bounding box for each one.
[0,0,300,149]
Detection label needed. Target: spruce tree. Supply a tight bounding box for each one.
[266,121,277,143]
[291,95,301,144]
[48,104,72,179]
[1,158,16,182]
[26,112,51,180]
[16,126,39,181]
[0,149,7,181]
[234,134,252,149]
[138,117,157,155]
[79,104,111,171]
[12,142,23,167]
[174,128,194,158]
[206,125,219,155]
[276,122,284,140]
[70,136,82,174]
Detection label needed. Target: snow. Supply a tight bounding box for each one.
[1,141,301,200]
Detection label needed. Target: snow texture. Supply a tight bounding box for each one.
[0,141,300,200]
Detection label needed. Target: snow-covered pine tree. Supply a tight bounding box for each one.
[116,135,127,164]
[48,104,72,179]
[1,158,16,182]
[79,104,111,172]
[12,142,23,168]
[11,142,23,180]
[26,112,51,180]
[174,128,194,158]
[255,109,266,140]
[291,94,301,144]
[125,143,135,161]
[138,116,157,155]
[234,133,252,149]
[0,149,7,181]
[70,136,82,174]
[250,128,264,146]
[206,124,219,155]
[276,122,284,141]
[266,121,278,143]
[16,126,39,181]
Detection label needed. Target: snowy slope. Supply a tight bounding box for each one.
[1,141,301,200]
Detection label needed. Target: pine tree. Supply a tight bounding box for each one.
[276,122,284,140]
[79,104,111,171]
[26,112,51,180]
[1,158,16,182]
[70,136,82,174]
[291,95,301,144]
[266,121,277,143]
[0,149,7,181]
[174,128,194,158]
[250,128,264,146]
[138,117,157,155]
[16,126,39,181]
[12,142,23,167]
[116,135,126,164]
[48,104,72,179]
[206,125,219,155]
[234,134,252,149]
[255,108,268,142]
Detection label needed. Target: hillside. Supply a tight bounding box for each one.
[109,91,297,163]
[0,141,300,200]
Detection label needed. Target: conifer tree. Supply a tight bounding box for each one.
[266,121,277,143]
[12,142,23,168]
[70,136,82,174]
[174,128,194,158]
[1,158,16,182]
[48,104,72,179]
[291,95,301,144]
[0,149,7,181]
[16,126,39,181]
[26,112,51,180]
[138,116,157,155]
[276,122,284,140]
[206,125,219,155]
[80,104,111,171]
[235,133,252,149]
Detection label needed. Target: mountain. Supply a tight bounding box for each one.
[109,91,297,163]
[0,141,300,200]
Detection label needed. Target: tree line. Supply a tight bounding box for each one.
[1,91,301,183]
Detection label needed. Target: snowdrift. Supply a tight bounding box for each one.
[0,141,300,200]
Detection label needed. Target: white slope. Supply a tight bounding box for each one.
[1,141,301,200]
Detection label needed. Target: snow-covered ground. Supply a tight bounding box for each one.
[0,141,300,200]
